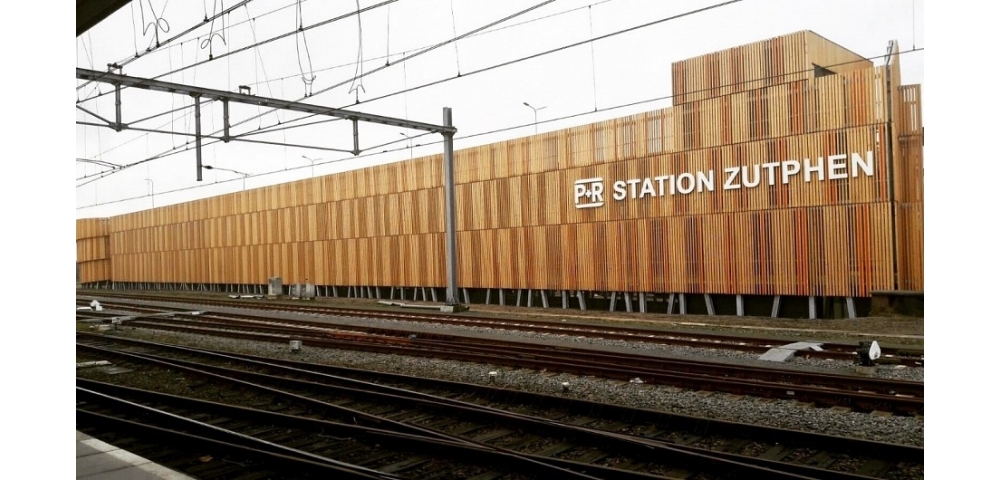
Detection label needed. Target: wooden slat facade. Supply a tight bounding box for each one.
[77,30,923,297]
[75,218,110,283]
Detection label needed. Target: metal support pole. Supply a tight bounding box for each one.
[352,118,360,156]
[114,82,123,131]
[771,296,782,318]
[442,107,459,305]
[577,290,587,310]
[704,294,715,316]
[541,291,549,308]
[679,293,687,315]
[499,288,505,306]
[736,294,745,316]
[194,95,203,181]
[485,289,492,305]
[463,288,471,304]
[561,290,569,309]
[666,293,675,314]
[808,296,817,319]
[639,293,647,313]
[624,292,633,313]
[516,289,523,307]
[526,289,533,308]
[222,99,230,142]
[846,297,857,319]
[609,292,617,312]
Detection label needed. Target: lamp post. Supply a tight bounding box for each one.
[300,155,318,177]
[523,102,547,134]
[143,178,154,208]
[399,132,414,159]
[203,165,250,191]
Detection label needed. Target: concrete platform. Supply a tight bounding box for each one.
[77,431,196,480]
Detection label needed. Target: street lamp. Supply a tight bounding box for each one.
[399,132,415,159]
[203,165,250,191]
[523,102,547,134]
[143,178,154,208]
[300,155,319,177]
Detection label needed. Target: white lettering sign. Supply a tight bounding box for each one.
[571,151,876,209]
[573,177,605,209]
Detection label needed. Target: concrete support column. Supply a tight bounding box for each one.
[846,297,857,319]
[679,293,687,315]
[771,296,782,318]
[808,296,817,319]
[463,288,471,304]
[609,292,617,312]
[736,294,745,316]
[541,291,549,308]
[577,290,587,310]
[704,294,715,316]
[561,290,569,309]
[639,293,647,313]
[485,289,492,305]
[624,292,633,313]
[666,293,675,314]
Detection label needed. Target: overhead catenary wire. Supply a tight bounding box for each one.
[77,47,923,196]
[295,0,317,97]
[235,0,614,90]
[84,0,614,158]
[77,1,920,199]
[187,0,741,143]
[199,0,228,59]
[80,0,560,180]
[347,0,366,102]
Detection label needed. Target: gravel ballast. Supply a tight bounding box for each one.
[92,324,924,448]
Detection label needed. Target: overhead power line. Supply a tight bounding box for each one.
[84,0,608,159]
[78,46,924,199]
[77,0,560,184]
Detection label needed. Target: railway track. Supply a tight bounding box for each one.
[78,300,923,415]
[77,333,924,479]
[77,292,925,366]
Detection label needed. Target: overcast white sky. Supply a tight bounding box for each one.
[75,0,925,218]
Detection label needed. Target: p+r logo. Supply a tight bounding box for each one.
[573,177,605,209]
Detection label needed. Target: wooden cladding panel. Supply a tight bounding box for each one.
[76,218,109,240]
[109,235,447,287]
[897,85,922,136]
[109,187,445,257]
[450,203,894,297]
[672,31,873,106]
[894,134,924,204]
[895,203,923,292]
[77,237,109,262]
[455,125,891,233]
[804,31,870,76]
[78,260,110,284]
[673,31,811,105]
[97,32,918,297]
